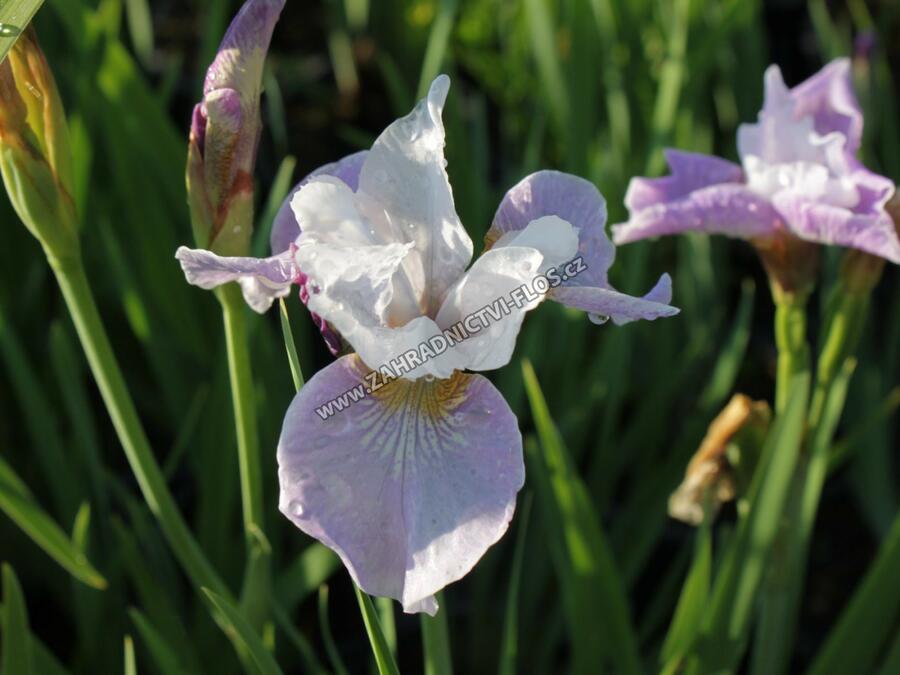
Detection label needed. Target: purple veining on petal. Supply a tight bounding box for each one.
[613,183,780,245]
[790,58,863,155]
[271,151,369,255]
[277,355,524,614]
[625,150,745,212]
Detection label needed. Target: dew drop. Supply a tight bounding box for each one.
[0,24,21,37]
[423,374,436,382]
[589,313,610,325]
[288,500,305,517]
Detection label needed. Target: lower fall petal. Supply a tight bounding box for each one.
[612,183,780,245]
[773,193,900,264]
[175,246,295,312]
[277,355,525,614]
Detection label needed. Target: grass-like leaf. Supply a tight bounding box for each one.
[203,588,284,675]
[0,0,44,63]
[498,494,532,675]
[1,564,33,675]
[660,522,712,670]
[522,360,642,675]
[685,372,810,673]
[0,456,107,589]
[807,510,900,675]
[421,592,453,675]
[354,586,401,675]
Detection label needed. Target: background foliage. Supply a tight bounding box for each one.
[0,0,898,673]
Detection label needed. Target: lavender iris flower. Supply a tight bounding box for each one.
[177,76,678,613]
[612,59,900,266]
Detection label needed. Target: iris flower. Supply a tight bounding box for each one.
[613,59,900,267]
[177,76,678,613]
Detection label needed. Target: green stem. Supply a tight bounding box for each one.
[774,294,810,415]
[217,283,270,629]
[47,254,229,599]
[217,284,265,535]
[753,280,871,675]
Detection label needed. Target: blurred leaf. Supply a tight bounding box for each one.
[660,522,711,670]
[686,373,810,674]
[421,592,453,675]
[122,0,154,66]
[417,0,458,99]
[0,0,45,63]
[318,586,350,675]
[1,564,33,675]
[498,494,532,675]
[522,360,642,675]
[129,609,195,675]
[203,588,285,675]
[124,636,137,675]
[0,456,107,589]
[807,510,900,675]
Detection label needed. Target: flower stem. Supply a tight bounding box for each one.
[217,284,265,536]
[753,277,873,675]
[47,253,229,599]
[216,283,270,628]
[773,293,810,415]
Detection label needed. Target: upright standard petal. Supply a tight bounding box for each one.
[278,355,524,614]
[790,58,863,155]
[491,171,681,324]
[489,170,613,287]
[271,151,369,255]
[355,76,474,315]
[175,246,296,312]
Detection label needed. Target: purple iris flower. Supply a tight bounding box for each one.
[612,59,900,266]
[176,76,678,613]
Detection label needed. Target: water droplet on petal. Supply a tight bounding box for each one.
[589,313,610,325]
[0,24,21,37]
[424,374,436,382]
[288,500,305,517]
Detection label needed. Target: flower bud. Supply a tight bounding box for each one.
[186,0,285,256]
[0,27,78,259]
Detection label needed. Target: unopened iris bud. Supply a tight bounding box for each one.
[0,27,77,260]
[186,0,285,256]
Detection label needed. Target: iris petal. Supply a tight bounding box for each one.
[612,183,779,244]
[270,151,369,255]
[356,75,474,314]
[489,170,612,287]
[278,355,524,614]
[175,246,295,312]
